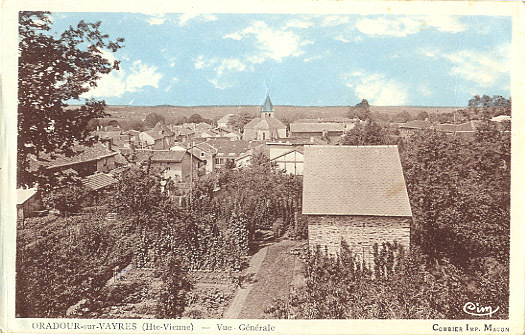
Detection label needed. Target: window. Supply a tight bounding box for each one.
[201,152,205,157]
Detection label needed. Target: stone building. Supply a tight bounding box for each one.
[302,145,412,264]
[243,95,287,141]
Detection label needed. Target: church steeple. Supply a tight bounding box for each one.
[261,94,274,118]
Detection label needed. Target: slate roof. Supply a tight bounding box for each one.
[296,117,358,123]
[143,129,165,140]
[136,150,204,163]
[218,114,235,124]
[83,173,118,191]
[194,142,218,154]
[152,121,175,136]
[435,121,479,133]
[302,145,412,217]
[36,143,117,169]
[207,140,251,157]
[398,120,432,129]
[261,95,274,112]
[290,122,344,133]
[244,117,286,130]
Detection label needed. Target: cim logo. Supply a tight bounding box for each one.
[463,302,499,317]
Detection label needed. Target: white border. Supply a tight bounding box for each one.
[1,1,524,334]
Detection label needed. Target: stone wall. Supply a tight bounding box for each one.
[308,215,411,264]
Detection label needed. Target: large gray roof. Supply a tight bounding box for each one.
[302,145,412,217]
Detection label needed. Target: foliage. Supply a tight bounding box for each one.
[266,241,507,319]
[42,183,90,216]
[341,119,393,145]
[468,95,511,117]
[399,128,510,267]
[157,255,193,318]
[143,112,165,128]
[16,214,133,317]
[228,111,256,132]
[18,11,124,187]
[347,99,371,120]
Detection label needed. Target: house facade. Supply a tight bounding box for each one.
[136,150,204,182]
[302,145,412,265]
[138,122,175,149]
[270,148,304,175]
[207,140,252,169]
[192,142,218,174]
[17,188,43,220]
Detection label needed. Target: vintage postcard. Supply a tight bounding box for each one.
[1,0,524,334]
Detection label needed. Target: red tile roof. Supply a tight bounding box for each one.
[302,145,412,217]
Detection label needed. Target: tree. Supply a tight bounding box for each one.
[341,120,392,145]
[416,111,429,121]
[18,12,124,187]
[42,183,90,216]
[347,99,371,120]
[143,112,165,128]
[228,111,255,132]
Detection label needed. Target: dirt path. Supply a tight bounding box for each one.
[222,246,268,318]
[223,239,303,319]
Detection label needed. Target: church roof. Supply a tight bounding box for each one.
[261,95,274,112]
[244,117,286,130]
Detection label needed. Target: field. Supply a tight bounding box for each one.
[93,105,461,123]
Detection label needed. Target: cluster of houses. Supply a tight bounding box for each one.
[19,96,511,262]
[396,114,511,139]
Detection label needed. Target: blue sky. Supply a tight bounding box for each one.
[49,12,511,107]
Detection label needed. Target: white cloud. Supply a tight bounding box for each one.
[194,56,250,89]
[193,55,216,69]
[223,20,312,62]
[321,16,350,27]
[421,44,510,87]
[178,13,217,26]
[147,15,166,25]
[168,58,176,68]
[215,58,247,77]
[82,60,163,98]
[304,55,322,63]
[356,15,466,37]
[208,78,229,90]
[223,32,242,40]
[334,35,350,43]
[284,19,313,29]
[345,71,408,106]
[418,85,433,97]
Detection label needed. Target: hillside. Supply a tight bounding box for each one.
[94,105,461,123]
